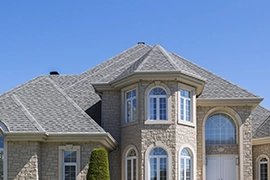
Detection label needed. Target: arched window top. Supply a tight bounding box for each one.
[260,158,268,162]
[150,147,168,156]
[205,113,236,145]
[181,148,191,157]
[127,149,136,157]
[149,88,167,96]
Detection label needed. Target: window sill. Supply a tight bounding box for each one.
[145,120,172,125]
[177,120,195,127]
[122,121,138,128]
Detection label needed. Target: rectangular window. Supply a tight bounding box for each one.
[63,151,77,180]
[180,89,191,122]
[126,90,136,123]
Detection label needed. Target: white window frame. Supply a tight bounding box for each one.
[125,89,137,123]
[145,142,172,180]
[149,148,168,180]
[178,83,196,127]
[125,149,137,180]
[59,145,80,180]
[257,155,270,180]
[179,148,193,180]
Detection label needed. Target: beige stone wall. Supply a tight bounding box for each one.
[252,143,270,180]
[7,141,102,180]
[7,141,40,180]
[196,106,253,180]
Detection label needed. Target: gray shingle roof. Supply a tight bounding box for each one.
[0,76,104,133]
[0,43,267,137]
[252,105,270,138]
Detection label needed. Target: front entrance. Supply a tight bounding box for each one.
[206,155,238,180]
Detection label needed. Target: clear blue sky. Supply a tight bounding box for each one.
[0,1,270,109]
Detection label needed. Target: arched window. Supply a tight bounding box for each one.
[125,149,137,180]
[180,148,192,180]
[259,157,268,180]
[149,148,168,180]
[205,113,236,145]
[149,88,167,120]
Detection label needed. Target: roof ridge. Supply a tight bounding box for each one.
[46,77,105,132]
[64,45,152,90]
[11,94,45,132]
[156,44,179,70]
[171,53,260,98]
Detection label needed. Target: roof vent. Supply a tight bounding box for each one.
[137,42,145,45]
[50,71,59,75]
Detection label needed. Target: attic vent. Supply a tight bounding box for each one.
[137,42,145,45]
[50,71,59,75]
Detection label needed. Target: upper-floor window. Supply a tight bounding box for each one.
[179,89,191,122]
[149,88,167,120]
[63,151,77,180]
[125,89,137,123]
[205,113,236,145]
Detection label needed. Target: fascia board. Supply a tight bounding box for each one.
[4,132,117,151]
[93,71,205,95]
[252,137,270,145]
[197,98,263,109]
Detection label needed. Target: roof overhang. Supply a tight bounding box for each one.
[4,132,117,151]
[252,137,270,146]
[197,97,263,110]
[92,71,206,96]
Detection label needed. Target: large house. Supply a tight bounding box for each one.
[0,43,270,180]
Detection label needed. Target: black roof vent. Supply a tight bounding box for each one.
[50,71,59,75]
[137,42,145,45]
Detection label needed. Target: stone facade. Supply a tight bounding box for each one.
[252,143,270,180]
[7,141,102,180]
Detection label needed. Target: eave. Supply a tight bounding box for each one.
[4,132,117,151]
[252,137,270,146]
[92,71,206,96]
[197,97,263,110]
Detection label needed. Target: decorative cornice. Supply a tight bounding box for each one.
[197,98,263,109]
[4,132,117,151]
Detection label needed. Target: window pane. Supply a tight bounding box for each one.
[64,151,76,162]
[133,159,136,180]
[150,158,157,180]
[159,98,167,120]
[205,114,236,145]
[150,98,157,120]
[180,98,184,120]
[127,100,131,122]
[150,88,166,95]
[186,159,191,180]
[160,158,167,180]
[185,99,190,121]
[150,148,167,156]
[133,99,136,122]
[260,163,268,180]
[127,160,131,180]
[64,165,76,180]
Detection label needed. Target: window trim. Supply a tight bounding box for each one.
[145,142,172,180]
[257,155,270,180]
[144,81,172,124]
[58,145,80,180]
[179,145,196,180]
[178,83,196,126]
[122,84,139,126]
[122,145,138,180]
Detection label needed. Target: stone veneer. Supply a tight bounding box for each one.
[252,143,270,180]
[7,141,103,179]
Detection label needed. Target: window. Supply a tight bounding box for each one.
[125,89,137,123]
[180,148,192,180]
[179,89,191,122]
[59,145,80,180]
[149,148,168,180]
[63,151,77,180]
[125,149,137,180]
[259,157,268,180]
[149,88,167,120]
[205,113,236,145]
